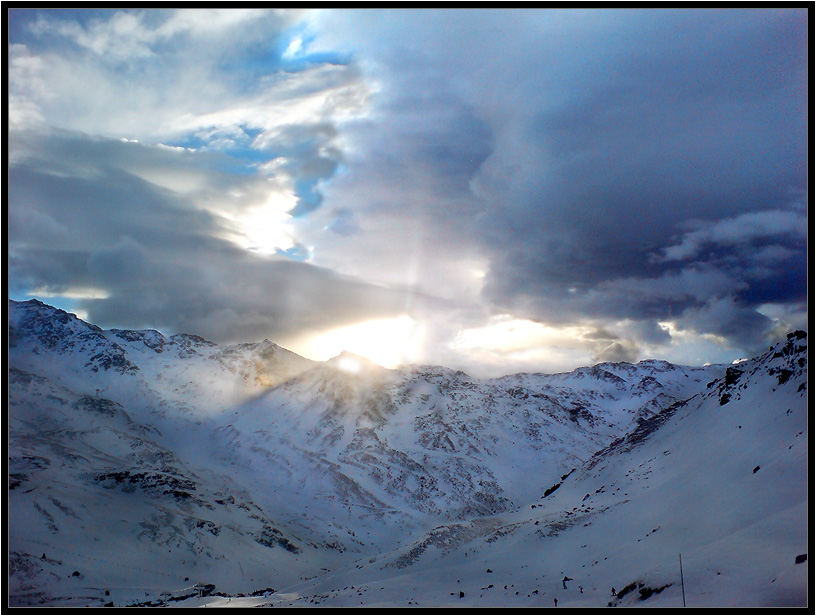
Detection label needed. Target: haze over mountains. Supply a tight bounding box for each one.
[7,299,808,608]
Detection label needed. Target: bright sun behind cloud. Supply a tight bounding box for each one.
[293,315,423,368]
[236,194,298,255]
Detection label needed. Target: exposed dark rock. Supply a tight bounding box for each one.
[73,395,124,417]
[94,471,196,499]
[566,405,593,423]
[608,580,671,605]
[255,525,301,553]
[86,348,139,375]
[724,367,743,387]
[638,583,671,600]
[543,481,562,498]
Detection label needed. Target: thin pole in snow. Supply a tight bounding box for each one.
[679,553,686,607]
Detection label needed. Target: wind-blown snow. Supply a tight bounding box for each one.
[7,299,808,607]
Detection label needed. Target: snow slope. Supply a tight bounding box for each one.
[6,300,808,607]
[262,331,806,609]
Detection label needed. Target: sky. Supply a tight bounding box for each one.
[7,8,809,377]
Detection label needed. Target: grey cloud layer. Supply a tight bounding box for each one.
[9,130,415,342]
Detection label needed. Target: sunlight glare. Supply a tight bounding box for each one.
[29,286,111,300]
[336,356,362,374]
[296,315,422,369]
[452,316,591,354]
[237,193,297,254]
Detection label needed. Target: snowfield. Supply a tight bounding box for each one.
[7,299,809,607]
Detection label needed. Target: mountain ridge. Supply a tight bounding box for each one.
[7,299,808,607]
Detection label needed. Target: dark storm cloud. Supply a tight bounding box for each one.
[8,129,414,343]
[308,8,807,358]
[676,297,774,350]
[465,9,808,351]
[277,8,807,366]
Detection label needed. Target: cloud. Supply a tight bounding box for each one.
[294,10,807,353]
[87,237,150,285]
[26,9,292,63]
[8,129,414,344]
[593,340,640,364]
[677,296,774,352]
[79,255,415,344]
[658,208,807,262]
[463,9,806,352]
[9,8,365,224]
[8,8,809,374]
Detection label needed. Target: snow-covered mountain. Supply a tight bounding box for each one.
[7,299,808,607]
